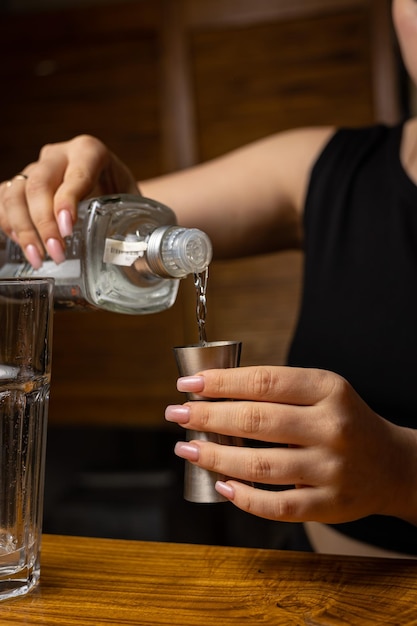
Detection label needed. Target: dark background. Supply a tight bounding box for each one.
[0,0,406,548]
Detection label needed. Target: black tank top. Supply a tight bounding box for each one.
[287,123,417,554]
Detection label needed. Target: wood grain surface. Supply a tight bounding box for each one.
[0,534,416,625]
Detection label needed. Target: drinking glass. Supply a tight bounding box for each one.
[0,278,54,600]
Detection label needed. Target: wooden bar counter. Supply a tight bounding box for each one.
[0,535,416,625]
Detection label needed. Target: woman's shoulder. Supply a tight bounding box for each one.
[320,122,397,157]
[309,122,403,182]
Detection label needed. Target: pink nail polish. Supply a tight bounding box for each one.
[215,481,235,500]
[174,441,200,462]
[25,244,43,270]
[57,209,73,238]
[165,405,190,424]
[177,376,204,393]
[46,238,66,264]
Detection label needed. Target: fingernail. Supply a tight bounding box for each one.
[165,405,190,424]
[57,209,73,238]
[215,481,235,500]
[46,238,66,264]
[25,244,43,270]
[177,376,204,393]
[174,441,200,462]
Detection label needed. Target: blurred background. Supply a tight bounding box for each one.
[0,0,412,548]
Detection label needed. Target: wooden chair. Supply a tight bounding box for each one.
[0,0,401,427]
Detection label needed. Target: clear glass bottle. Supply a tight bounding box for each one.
[0,194,212,314]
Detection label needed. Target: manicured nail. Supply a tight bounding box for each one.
[46,238,66,264]
[215,481,235,500]
[57,209,73,238]
[174,441,200,462]
[25,244,43,270]
[177,376,204,393]
[165,405,190,424]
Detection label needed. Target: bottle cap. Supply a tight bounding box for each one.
[147,226,212,278]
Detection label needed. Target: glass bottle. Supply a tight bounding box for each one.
[0,194,212,314]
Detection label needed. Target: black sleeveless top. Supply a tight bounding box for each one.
[287,123,417,554]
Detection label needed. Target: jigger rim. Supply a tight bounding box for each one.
[173,340,241,350]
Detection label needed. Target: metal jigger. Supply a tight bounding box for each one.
[173,340,242,503]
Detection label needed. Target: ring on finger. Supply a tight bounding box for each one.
[6,173,29,188]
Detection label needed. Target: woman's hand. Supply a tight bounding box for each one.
[165,366,417,525]
[0,135,139,267]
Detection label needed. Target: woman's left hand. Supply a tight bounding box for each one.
[165,365,417,524]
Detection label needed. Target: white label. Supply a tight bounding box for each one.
[103,238,148,266]
[0,365,19,380]
[33,259,81,279]
[0,259,81,279]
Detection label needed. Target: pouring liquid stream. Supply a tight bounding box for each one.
[194,268,209,346]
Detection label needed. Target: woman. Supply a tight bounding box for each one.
[1,0,417,557]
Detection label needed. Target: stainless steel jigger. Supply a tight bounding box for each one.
[173,340,242,503]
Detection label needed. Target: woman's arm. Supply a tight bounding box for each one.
[0,127,333,265]
[141,127,334,258]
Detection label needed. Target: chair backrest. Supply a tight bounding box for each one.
[0,0,402,426]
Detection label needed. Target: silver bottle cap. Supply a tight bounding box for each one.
[147,226,212,278]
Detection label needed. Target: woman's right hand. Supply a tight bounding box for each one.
[0,135,139,267]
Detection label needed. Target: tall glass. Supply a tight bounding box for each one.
[0,278,54,600]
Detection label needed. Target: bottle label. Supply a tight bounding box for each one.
[0,259,81,279]
[103,238,148,266]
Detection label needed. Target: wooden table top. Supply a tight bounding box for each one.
[1,534,417,625]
